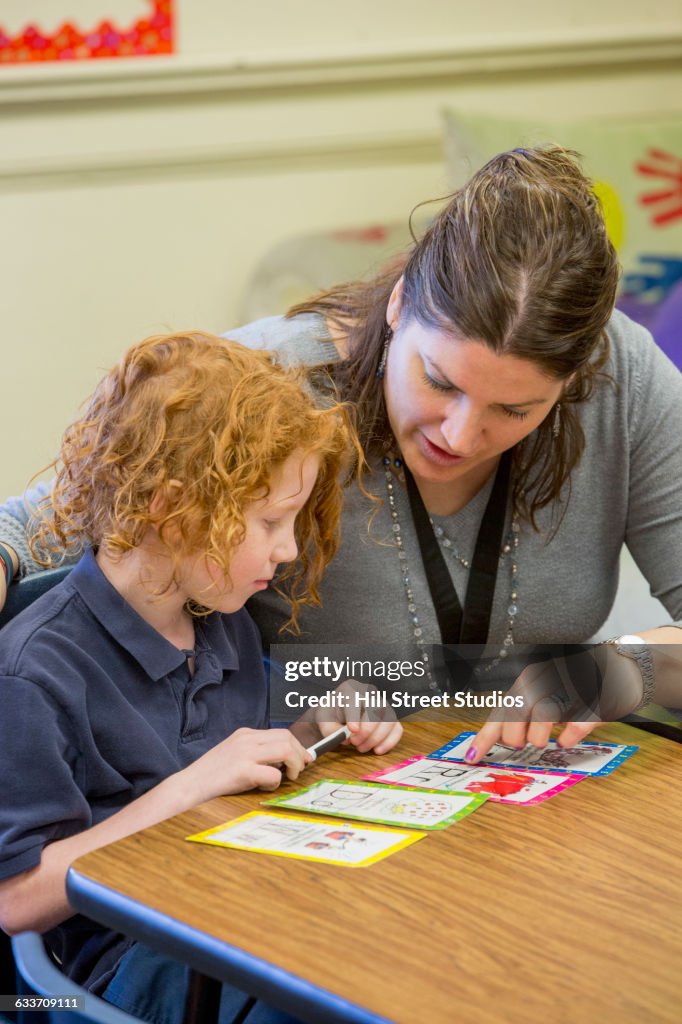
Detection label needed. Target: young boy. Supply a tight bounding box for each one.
[0,332,402,1023]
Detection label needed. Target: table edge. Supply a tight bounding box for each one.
[67,866,391,1024]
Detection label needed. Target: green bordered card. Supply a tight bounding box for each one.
[262,778,488,830]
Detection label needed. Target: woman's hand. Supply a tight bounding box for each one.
[0,543,18,612]
[465,646,645,764]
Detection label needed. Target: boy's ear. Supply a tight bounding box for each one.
[149,480,184,522]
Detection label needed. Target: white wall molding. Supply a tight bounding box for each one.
[1,27,681,106]
[0,131,443,189]
[2,25,681,190]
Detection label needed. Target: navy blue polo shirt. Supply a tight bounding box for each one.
[0,547,268,989]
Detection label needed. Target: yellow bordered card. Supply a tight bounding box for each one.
[186,810,424,867]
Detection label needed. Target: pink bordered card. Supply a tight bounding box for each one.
[363,756,583,806]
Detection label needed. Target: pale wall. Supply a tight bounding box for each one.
[1,1,681,493]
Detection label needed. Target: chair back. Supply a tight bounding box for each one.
[12,932,140,1024]
[0,567,73,629]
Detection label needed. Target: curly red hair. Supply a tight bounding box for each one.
[31,331,360,632]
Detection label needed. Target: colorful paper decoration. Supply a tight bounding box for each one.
[0,2,173,63]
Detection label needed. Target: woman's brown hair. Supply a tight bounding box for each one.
[288,145,620,525]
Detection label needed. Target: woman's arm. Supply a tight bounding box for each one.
[606,317,682,709]
[621,318,682,627]
[0,543,19,607]
[470,317,682,758]
[0,482,58,578]
[468,628,682,761]
[628,625,682,709]
[0,481,85,611]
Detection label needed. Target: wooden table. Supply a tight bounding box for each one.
[67,721,682,1024]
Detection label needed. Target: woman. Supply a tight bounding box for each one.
[2,146,682,755]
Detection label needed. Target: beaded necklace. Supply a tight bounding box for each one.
[382,452,521,689]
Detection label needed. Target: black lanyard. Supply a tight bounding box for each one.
[404,450,512,645]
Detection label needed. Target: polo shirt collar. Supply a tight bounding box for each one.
[69,549,239,681]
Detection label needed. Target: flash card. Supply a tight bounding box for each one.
[429,731,637,776]
[364,756,583,805]
[263,778,487,830]
[187,811,423,867]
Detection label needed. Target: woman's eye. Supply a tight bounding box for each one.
[422,372,453,393]
[422,369,530,420]
[501,407,530,421]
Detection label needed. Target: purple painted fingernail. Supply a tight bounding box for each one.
[465,746,477,762]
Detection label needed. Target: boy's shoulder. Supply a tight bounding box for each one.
[0,552,265,691]
[0,571,83,679]
[0,549,140,694]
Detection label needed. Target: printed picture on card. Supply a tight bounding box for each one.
[186,811,423,867]
[263,778,487,830]
[429,731,637,776]
[364,756,583,805]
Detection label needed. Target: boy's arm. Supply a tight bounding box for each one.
[0,727,310,936]
[0,770,191,935]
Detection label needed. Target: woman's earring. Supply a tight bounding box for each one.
[553,403,561,439]
[376,325,392,379]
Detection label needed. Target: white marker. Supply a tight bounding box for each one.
[306,725,351,762]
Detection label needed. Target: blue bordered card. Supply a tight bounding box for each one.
[429,730,637,776]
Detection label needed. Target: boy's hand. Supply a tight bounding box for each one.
[318,679,403,756]
[344,716,403,755]
[182,727,311,799]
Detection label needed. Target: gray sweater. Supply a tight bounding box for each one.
[3,310,682,651]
